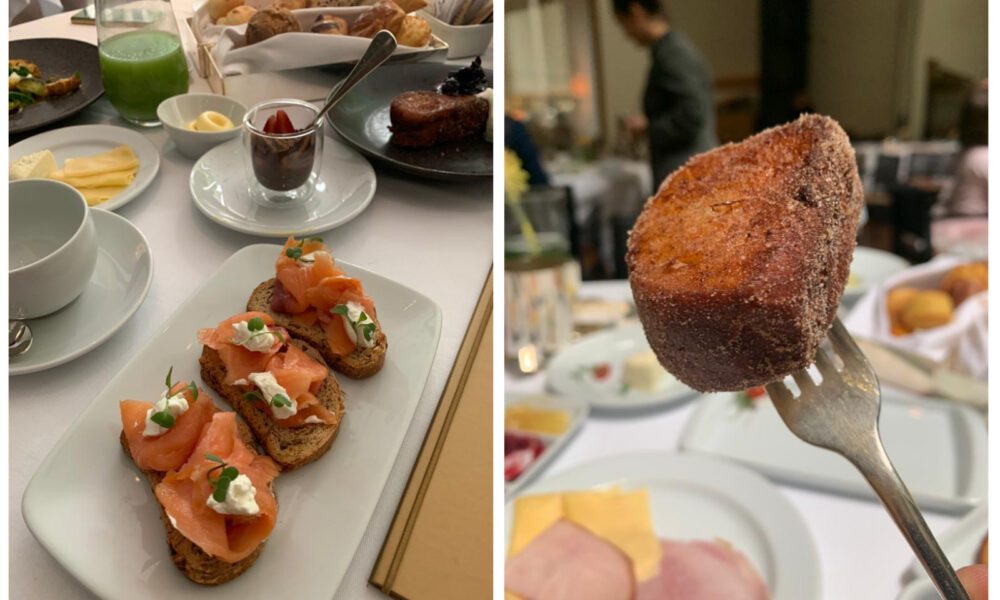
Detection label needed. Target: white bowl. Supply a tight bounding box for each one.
[419,11,492,59]
[157,93,247,159]
[10,179,98,319]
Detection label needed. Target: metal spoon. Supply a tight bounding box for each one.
[307,30,398,131]
[9,320,32,357]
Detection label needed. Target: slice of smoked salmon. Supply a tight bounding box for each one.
[279,402,339,427]
[120,382,218,472]
[266,343,328,401]
[274,237,344,314]
[317,311,358,357]
[197,312,284,384]
[155,413,279,563]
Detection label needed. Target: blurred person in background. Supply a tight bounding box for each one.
[940,80,988,217]
[613,0,718,188]
[506,114,551,186]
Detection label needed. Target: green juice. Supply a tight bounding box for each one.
[99,30,189,124]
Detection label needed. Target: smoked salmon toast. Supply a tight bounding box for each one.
[245,237,387,379]
[120,378,279,585]
[197,311,346,470]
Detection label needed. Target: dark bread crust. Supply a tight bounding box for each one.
[198,339,346,470]
[389,91,489,148]
[627,114,863,391]
[119,420,268,585]
[246,279,387,379]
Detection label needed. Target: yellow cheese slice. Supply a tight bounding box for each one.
[62,145,139,178]
[78,186,127,206]
[505,405,571,436]
[508,488,662,582]
[49,168,136,189]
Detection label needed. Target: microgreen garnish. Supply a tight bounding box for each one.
[164,365,174,390]
[285,247,303,260]
[619,383,631,395]
[205,455,241,502]
[360,321,376,342]
[150,411,175,428]
[271,394,292,408]
[187,382,199,401]
[244,390,264,402]
[305,237,323,243]
[247,317,265,332]
[331,304,349,316]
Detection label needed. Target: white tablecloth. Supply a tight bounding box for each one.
[505,280,963,600]
[10,9,492,600]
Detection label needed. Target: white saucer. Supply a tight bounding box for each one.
[546,323,698,412]
[190,137,377,237]
[506,453,821,600]
[10,210,153,375]
[9,124,160,212]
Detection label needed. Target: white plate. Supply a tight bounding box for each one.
[10,210,153,375]
[22,244,442,600]
[190,137,376,237]
[505,453,821,600]
[844,246,909,302]
[9,124,160,212]
[504,393,588,500]
[680,388,987,514]
[900,501,987,595]
[546,324,697,412]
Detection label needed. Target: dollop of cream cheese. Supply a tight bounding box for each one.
[303,415,324,425]
[300,250,332,263]
[231,320,277,353]
[187,110,235,132]
[477,88,493,142]
[142,391,190,437]
[248,371,297,419]
[206,473,260,516]
[339,301,375,350]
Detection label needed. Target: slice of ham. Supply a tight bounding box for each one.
[636,539,770,600]
[505,519,636,600]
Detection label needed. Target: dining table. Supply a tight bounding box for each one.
[505,279,977,600]
[9,6,493,600]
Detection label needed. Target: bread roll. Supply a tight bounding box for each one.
[350,0,405,37]
[396,14,431,47]
[900,290,954,330]
[273,0,307,9]
[245,8,301,45]
[940,262,988,305]
[627,114,863,391]
[217,5,257,25]
[207,0,244,20]
[310,14,349,34]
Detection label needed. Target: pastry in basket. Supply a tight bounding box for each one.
[311,14,349,35]
[273,0,307,9]
[396,13,432,47]
[217,5,257,25]
[308,0,365,5]
[627,114,863,391]
[198,311,346,470]
[389,57,490,148]
[940,261,988,305]
[245,7,300,45]
[245,237,388,379]
[207,0,245,21]
[350,0,406,37]
[119,373,279,584]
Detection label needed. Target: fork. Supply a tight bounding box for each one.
[765,319,970,600]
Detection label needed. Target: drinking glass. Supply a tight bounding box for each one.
[96,0,190,126]
[242,99,325,206]
[505,187,581,373]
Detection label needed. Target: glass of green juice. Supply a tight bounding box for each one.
[96,0,189,126]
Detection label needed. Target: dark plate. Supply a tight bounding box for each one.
[9,39,104,136]
[327,63,492,181]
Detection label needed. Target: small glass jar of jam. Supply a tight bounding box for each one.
[242,99,325,206]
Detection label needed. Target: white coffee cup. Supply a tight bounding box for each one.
[9,179,99,319]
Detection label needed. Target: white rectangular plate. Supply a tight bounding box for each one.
[22,244,442,599]
[504,393,588,500]
[679,387,987,514]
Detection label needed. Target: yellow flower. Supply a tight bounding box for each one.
[505,149,529,202]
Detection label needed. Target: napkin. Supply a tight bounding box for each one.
[843,256,988,380]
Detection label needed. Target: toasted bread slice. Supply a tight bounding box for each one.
[199,339,346,470]
[627,114,863,391]
[119,419,269,585]
[246,278,387,379]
